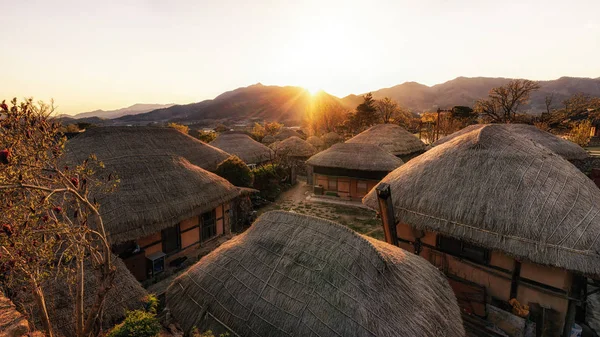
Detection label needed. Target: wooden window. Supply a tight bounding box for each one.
[162,225,180,255]
[437,235,489,265]
[201,209,217,241]
[338,180,350,193]
[357,181,368,195]
[327,178,337,191]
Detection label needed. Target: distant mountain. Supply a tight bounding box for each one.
[341,76,600,113]
[72,103,175,119]
[117,84,346,125]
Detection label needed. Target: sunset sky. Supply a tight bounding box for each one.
[1,0,599,115]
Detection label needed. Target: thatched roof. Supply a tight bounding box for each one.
[261,134,276,145]
[306,135,324,148]
[63,152,239,244]
[322,131,343,145]
[67,126,231,172]
[272,136,317,158]
[166,211,464,337]
[363,124,600,276]
[307,143,404,172]
[273,128,301,141]
[210,132,273,164]
[14,257,147,337]
[434,124,588,160]
[347,124,426,156]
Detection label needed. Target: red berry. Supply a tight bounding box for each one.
[70,177,79,188]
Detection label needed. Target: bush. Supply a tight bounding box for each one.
[195,130,216,143]
[143,294,159,314]
[252,164,283,201]
[190,327,230,337]
[215,156,254,187]
[167,122,189,134]
[107,310,161,337]
[569,120,593,147]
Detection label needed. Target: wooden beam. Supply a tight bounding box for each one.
[510,260,521,299]
[376,183,398,246]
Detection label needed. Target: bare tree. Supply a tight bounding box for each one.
[0,98,116,337]
[375,97,400,124]
[475,79,541,123]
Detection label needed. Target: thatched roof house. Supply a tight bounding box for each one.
[322,131,343,147]
[14,257,147,337]
[261,134,276,145]
[273,128,301,141]
[272,136,316,158]
[209,132,273,165]
[166,211,465,337]
[434,123,588,161]
[67,126,231,171]
[306,143,403,199]
[363,124,600,335]
[306,135,324,149]
[347,124,426,158]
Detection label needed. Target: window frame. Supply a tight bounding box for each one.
[436,235,490,265]
[201,209,217,242]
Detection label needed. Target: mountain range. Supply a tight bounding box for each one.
[66,76,600,125]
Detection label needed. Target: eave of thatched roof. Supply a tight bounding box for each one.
[363,124,600,276]
[13,256,147,337]
[274,128,301,141]
[273,136,316,157]
[166,211,464,337]
[347,124,426,156]
[210,132,273,164]
[67,126,231,171]
[434,124,588,161]
[307,143,403,172]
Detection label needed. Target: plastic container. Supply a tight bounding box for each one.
[570,323,582,337]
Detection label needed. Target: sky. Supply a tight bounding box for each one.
[1,0,600,115]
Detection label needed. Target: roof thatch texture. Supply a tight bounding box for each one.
[67,126,231,172]
[272,136,316,158]
[307,143,403,172]
[434,124,588,160]
[261,134,276,145]
[273,128,301,141]
[166,211,464,337]
[306,135,324,148]
[347,124,426,156]
[363,124,600,276]
[63,152,239,244]
[210,132,273,164]
[322,131,343,146]
[14,257,147,337]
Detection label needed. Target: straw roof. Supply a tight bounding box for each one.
[63,152,239,244]
[347,124,426,156]
[273,128,301,141]
[14,257,147,337]
[363,124,600,276]
[210,132,273,164]
[166,211,464,337]
[67,126,231,172]
[434,124,588,160]
[307,143,404,172]
[272,136,317,158]
[261,134,276,145]
[322,131,343,144]
[306,135,324,148]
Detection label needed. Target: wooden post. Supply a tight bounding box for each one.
[376,183,398,246]
[562,274,584,337]
[509,260,521,300]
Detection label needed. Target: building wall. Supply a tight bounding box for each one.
[314,174,378,200]
[395,222,571,330]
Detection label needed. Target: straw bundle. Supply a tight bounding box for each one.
[166,211,464,337]
[66,126,231,172]
[347,124,426,156]
[434,124,588,160]
[272,136,317,158]
[307,143,403,172]
[210,132,273,164]
[363,124,600,276]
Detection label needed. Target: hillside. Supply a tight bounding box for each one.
[117,84,347,125]
[72,103,175,119]
[342,76,600,113]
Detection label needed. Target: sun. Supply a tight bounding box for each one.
[304,85,322,95]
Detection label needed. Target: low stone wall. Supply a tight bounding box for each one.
[0,292,38,337]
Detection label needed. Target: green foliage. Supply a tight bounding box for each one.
[167,122,189,134]
[107,310,161,337]
[451,106,476,121]
[252,164,284,201]
[190,327,230,337]
[195,130,217,143]
[215,156,254,187]
[143,294,159,314]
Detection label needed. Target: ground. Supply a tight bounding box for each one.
[258,177,384,240]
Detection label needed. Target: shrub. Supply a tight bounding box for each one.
[252,164,283,201]
[569,120,593,147]
[195,130,216,143]
[167,122,189,134]
[190,327,230,337]
[215,156,254,187]
[107,310,161,337]
[143,294,159,314]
